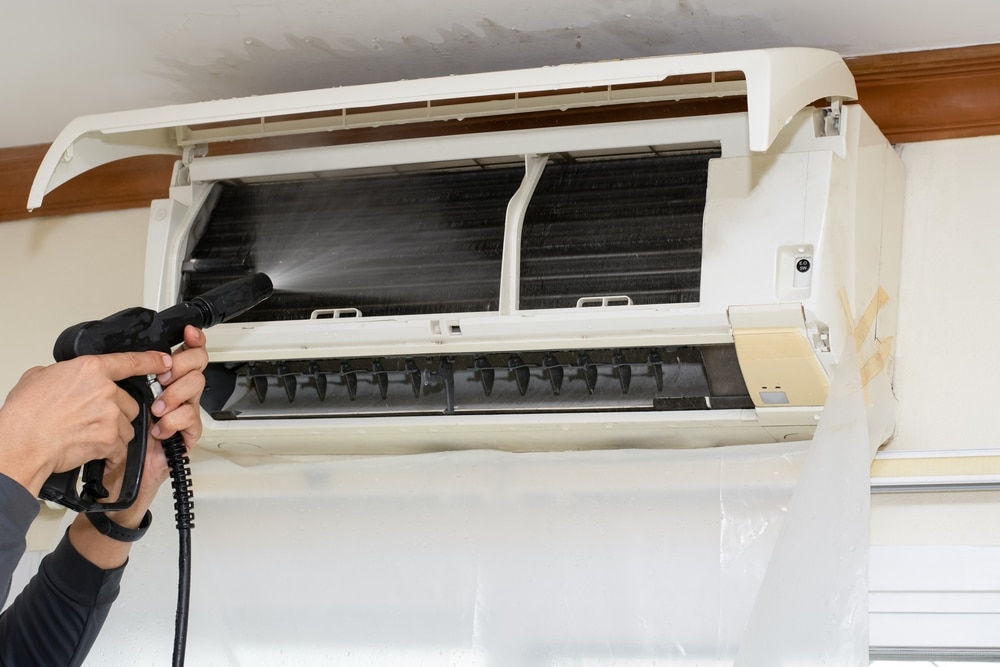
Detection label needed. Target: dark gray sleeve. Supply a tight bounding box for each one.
[0,474,126,667]
[0,472,40,604]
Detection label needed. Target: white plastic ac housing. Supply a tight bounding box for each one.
[30,48,904,457]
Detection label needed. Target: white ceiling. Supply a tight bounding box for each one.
[2,0,999,149]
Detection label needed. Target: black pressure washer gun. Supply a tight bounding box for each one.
[38,272,272,667]
[39,273,273,513]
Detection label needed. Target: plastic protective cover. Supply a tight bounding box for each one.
[78,337,889,666]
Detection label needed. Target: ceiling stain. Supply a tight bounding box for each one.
[5,0,1000,147]
[151,3,791,104]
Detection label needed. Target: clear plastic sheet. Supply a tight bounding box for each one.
[81,342,885,666]
[92,444,803,666]
[734,341,884,666]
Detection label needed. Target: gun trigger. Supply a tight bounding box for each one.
[83,479,110,501]
[81,459,110,501]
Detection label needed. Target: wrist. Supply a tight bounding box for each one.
[0,464,45,498]
[0,414,50,497]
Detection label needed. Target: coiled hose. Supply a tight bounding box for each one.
[160,432,194,667]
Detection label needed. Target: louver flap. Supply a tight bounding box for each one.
[28,48,856,210]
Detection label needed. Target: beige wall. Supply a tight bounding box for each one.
[873,134,1000,547]
[889,135,1000,452]
[0,209,149,398]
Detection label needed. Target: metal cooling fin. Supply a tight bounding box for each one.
[612,349,631,394]
[248,363,268,403]
[277,362,297,402]
[647,350,664,391]
[340,361,358,401]
[507,355,530,396]
[474,355,495,396]
[404,358,421,398]
[308,362,327,401]
[576,352,598,394]
[542,353,564,395]
[372,359,389,400]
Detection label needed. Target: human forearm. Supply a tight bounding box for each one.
[0,476,121,667]
[0,530,125,667]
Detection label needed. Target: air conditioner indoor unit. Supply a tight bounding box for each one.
[30,48,904,456]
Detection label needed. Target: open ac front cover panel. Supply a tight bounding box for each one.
[31,48,904,457]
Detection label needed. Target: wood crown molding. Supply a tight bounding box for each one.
[846,43,1000,143]
[2,43,999,223]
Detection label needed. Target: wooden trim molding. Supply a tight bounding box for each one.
[0,146,176,223]
[2,43,999,223]
[846,43,1000,143]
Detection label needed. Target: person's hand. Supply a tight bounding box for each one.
[110,325,209,520]
[0,350,172,496]
[69,326,209,569]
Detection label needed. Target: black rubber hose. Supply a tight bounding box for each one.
[161,433,193,667]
